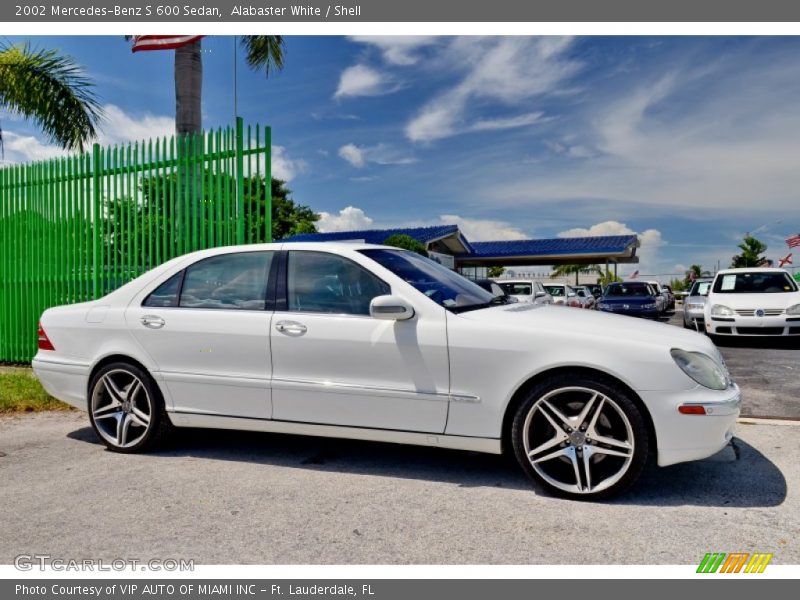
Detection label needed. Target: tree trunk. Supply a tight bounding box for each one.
[174,40,203,251]
[175,40,202,135]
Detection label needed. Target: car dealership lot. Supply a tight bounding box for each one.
[0,410,798,565]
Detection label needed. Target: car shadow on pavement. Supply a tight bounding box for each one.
[67,427,786,507]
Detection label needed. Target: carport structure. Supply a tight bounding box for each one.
[285,225,640,278]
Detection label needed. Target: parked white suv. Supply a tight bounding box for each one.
[704,268,800,337]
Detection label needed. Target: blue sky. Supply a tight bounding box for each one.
[3,35,800,278]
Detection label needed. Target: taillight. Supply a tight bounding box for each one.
[37,323,55,351]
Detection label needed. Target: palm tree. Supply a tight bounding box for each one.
[684,264,711,286]
[0,42,103,154]
[174,36,285,135]
[731,234,768,268]
[550,264,603,286]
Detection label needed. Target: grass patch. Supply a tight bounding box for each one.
[0,371,72,413]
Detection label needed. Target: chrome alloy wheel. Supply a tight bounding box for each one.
[522,386,635,495]
[91,369,153,449]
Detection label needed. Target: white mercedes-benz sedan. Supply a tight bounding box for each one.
[33,242,741,499]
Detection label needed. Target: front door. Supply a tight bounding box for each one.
[270,250,450,433]
[126,250,276,419]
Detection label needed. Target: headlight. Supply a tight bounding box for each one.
[642,303,656,309]
[710,304,735,317]
[787,304,800,315]
[686,302,704,310]
[597,302,609,309]
[670,348,729,391]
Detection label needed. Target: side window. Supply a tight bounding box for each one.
[287,251,390,315]
[179,252,273,310]
[143,272,182,307]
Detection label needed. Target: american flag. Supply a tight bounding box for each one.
[629,270,639,279]
[787,233,800,249]
[131,36,204,53]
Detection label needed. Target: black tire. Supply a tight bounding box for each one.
[510,373,650,500]
[88,361,173,453]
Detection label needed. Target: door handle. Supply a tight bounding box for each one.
[275,320,307,335]
[140,315,165,329]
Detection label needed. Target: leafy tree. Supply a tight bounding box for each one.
[551,263,602,286]
[731,234,768,268]
[669,277,686,292]
[684,264,712,287]
[0,42,103,153]
[382,234,429,257]
[487,266,506,278]
[598,271,622,286]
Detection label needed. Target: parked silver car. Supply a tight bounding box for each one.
[543,283,581,307]
[495,279,553,305]
[574,286,597,309]
[683,278,713,329]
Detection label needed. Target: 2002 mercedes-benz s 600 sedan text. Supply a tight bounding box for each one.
[33,243,741,499]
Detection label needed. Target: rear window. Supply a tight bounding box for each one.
[713,271,798,294]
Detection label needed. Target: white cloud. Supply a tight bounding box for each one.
[0,131,66,162]
[348,36,439,65]
[334,64,396,99]
[338,143,365,167]
[438,214,528,241]
[406,37,581,142]
[96,104,173,146]
[317,206,375,232]
[559,221,667,278]
[338,143,416,168]
[272,146,307,181]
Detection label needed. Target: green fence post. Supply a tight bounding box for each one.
[265,126,272,243]
[92,143,101,299]
[235,117,245,245]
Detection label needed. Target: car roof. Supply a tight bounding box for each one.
[715,267,791,275]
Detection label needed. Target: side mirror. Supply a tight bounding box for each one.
[535,291,546,298]
[370,295,415,321]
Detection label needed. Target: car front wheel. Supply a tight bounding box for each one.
[511,374,650,500]
[88,362,172,453]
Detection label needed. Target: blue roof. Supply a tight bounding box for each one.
[284,224,466,247]
[468,235,638,258]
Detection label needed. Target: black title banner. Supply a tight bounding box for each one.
[4,0,800,22]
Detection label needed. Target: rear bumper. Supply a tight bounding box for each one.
[640,383,741,467]
[31,355,90,411]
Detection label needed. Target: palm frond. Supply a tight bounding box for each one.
[0,42,104,151]
[241,36,285,77]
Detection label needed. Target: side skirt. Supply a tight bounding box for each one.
[167,411,502,455]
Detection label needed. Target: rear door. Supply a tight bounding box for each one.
[125,250,276,419]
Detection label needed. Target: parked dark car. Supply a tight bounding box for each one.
[597,282,661,319]
[662,284,677,311]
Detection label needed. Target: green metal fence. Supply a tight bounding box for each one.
[0,118,272,362]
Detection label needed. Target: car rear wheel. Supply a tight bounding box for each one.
[88,362,172,453]
[511,374,650,500]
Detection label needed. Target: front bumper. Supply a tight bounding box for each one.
[640,383,741,467]
[598,305,659,318]
[706,315,800,336]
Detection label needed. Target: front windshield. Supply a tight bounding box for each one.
[690,281,711,296]
[359,249,494,310]
[544,285,565,297]
[713,271,798,294]
[605,283,652,297]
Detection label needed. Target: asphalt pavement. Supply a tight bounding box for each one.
[0,411,798,564]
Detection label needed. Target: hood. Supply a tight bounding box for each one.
[708,291,800,310]
[457,303,718,356]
